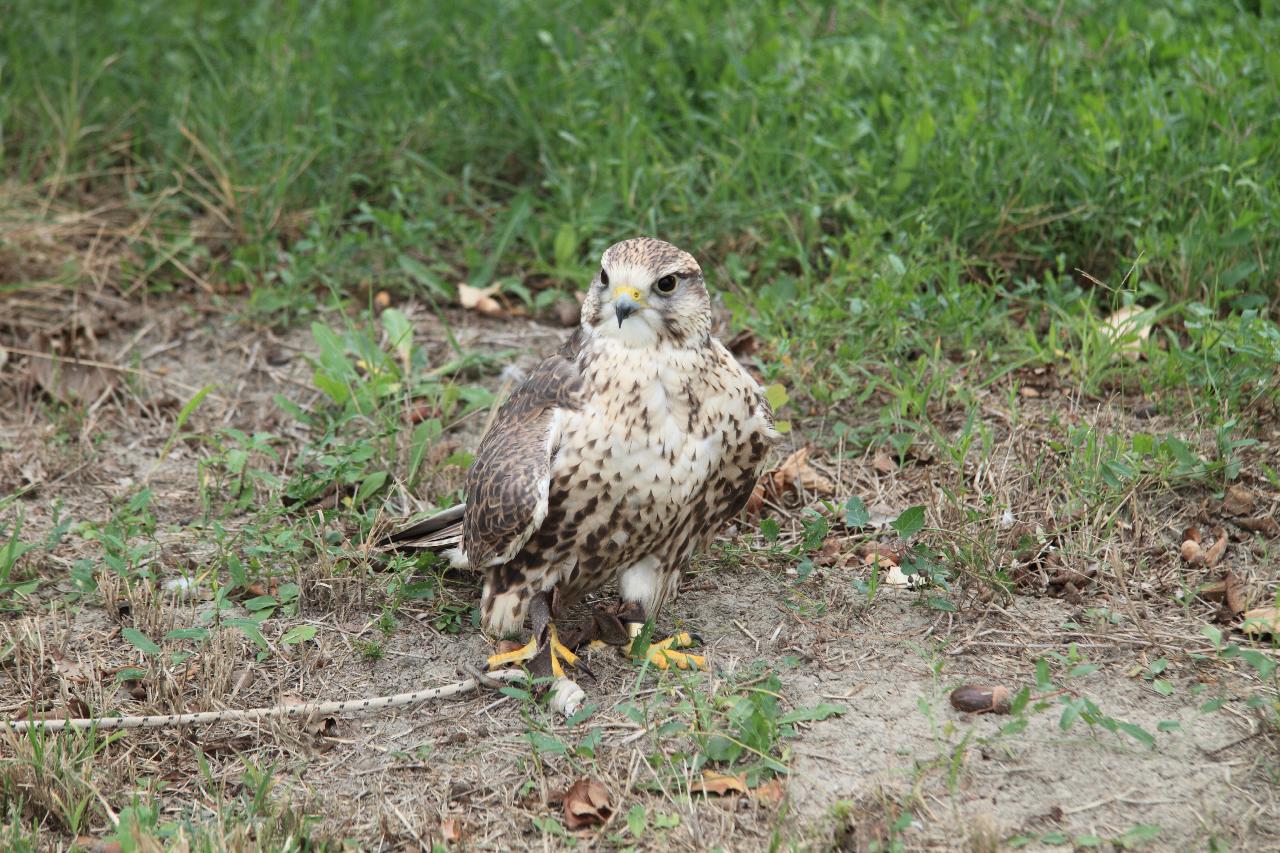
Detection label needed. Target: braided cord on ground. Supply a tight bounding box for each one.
[2,669,529,733]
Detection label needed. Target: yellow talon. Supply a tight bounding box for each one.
[627,630,707,671]
[487,626,579,677]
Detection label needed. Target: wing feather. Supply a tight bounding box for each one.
[462,331,584,567]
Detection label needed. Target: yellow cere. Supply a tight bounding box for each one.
[612,285,643,303]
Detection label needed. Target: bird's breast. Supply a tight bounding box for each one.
[555,344,753,522]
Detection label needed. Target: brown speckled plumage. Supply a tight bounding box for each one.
[388,237,778,639]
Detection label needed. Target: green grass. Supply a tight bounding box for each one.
[5,0,1278,299]
[5,0,1277,424]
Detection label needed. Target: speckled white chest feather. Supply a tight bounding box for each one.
[562,336,751,513]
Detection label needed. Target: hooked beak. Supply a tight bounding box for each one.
[612,286,644,327]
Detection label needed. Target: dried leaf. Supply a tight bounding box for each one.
[882,564,926,588]
[405,400,440,424]
[752,778,786,806]
[1242,607,1280,637]
[863,550,900,569]
[1224,570,1247,618]
[1202,527,1228,568]
[51,649,92,684]
[741,482,767,518]
[563,778,612,829]
[242,580,278,599]
[870,449,897,474]
[1222,485,1256,517]
[29,353,115,403]
[440,818,464,843]
[457,283,505,318]
[857,541,907,566]
[1238,515,1280,538]
[949,684,1013,715]
[764,446,835,498]
[74,839,121,853]
[690,770,749,797]
[200,735,255,757]
[1198,579,1227,603]
[814,537,846,567]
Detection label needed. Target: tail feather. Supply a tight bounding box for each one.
[381,503,465,552]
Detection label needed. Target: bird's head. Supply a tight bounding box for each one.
[580,237,711,348]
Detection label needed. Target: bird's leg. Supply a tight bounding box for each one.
[486,590,580,679]
[619,602,707,672]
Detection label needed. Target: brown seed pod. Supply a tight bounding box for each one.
[949,684,1013,715]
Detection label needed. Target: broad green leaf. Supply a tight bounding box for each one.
[764,383,789,411]
[1117,825,1162,848]
[281,624,317,645]
[526,731,569,755]
[626,804,647,839]
[891,505,926,538]
[844,495,870,528]
[1115,720,1155,748]
[356,471,388,502]
[380,308,414,364]
[122,628,161,657]
[310,322,355,380]
[114,667,149,683]
[225,618,268,651]
[312,370,350,404]
[273,394,313,426]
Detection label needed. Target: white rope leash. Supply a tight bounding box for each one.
[2,669,539,733]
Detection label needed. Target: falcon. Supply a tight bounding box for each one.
[386,237,778,677]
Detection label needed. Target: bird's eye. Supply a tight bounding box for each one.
[599,269,609,286]
[654,274,678,294]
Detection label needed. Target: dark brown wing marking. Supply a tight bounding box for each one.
[462,330,585,568]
